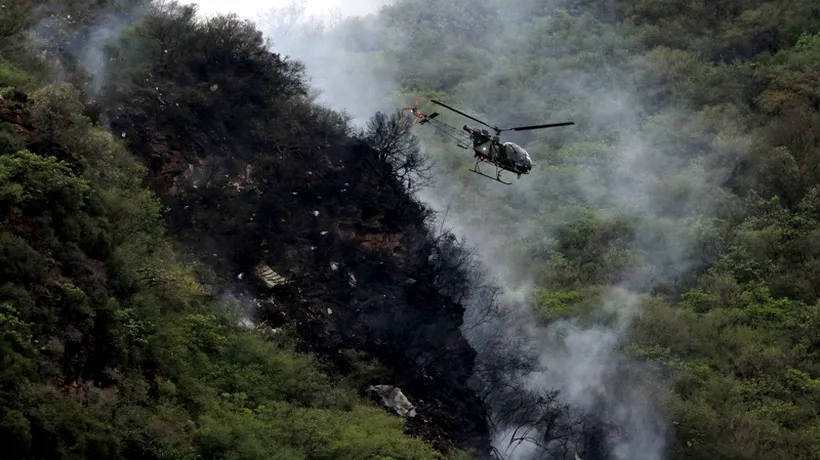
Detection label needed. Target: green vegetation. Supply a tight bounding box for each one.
[315,0,820,457]
[0,3,464,459]
[3,0,820,457]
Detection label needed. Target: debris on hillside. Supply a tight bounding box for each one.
[254,263,288,288]
[102,42,493,456]
[368,384,417,418]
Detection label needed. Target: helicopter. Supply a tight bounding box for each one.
[402,99,574,184]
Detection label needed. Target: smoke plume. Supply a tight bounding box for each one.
[27,0,745,458]
[27,0,150,96]
[240,1,702,459]
[251,0,400,125]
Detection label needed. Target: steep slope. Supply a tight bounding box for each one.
[316,0,820,458]
[70,3,493,455]
[0,79,464,459]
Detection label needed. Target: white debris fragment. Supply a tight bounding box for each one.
[237,273,243,280]
[367,385,416,418]
[348,273,357,287]
[320,231,328,235]
[327,308,333,315]
[330,262,339,271]
[254,264,288,288]
[312,210,319,216]
[292,191,298,195]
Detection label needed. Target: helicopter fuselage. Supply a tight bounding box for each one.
[463,125,533,175]
[405,98,572,185]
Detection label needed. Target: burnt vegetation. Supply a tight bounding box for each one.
[92,2,492,453]
[0,1,699,459]
[3,0,819,458]
[0,0,499,459]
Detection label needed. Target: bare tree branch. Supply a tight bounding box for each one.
[364,109,433,193]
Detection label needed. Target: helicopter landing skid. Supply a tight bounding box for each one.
[471,160,512,185]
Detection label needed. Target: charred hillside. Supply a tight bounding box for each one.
[77,3,491,455]
[0,84,478,459]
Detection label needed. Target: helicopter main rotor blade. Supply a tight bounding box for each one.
[504,121,575,132]
[430,99,497,131]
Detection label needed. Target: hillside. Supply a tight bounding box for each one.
[0,1,494,459]
[290,0,820,458]
[0,84,473,459]
[4,0,820,459]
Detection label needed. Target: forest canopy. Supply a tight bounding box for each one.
[330,0,820,458]
[1,0,820,459]
[0,1,471,459]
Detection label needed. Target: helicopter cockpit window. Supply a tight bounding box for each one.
[503,142,532,166]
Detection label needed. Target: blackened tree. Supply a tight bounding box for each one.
[363,109,433,194]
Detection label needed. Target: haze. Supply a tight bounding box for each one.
[182,0,392,18]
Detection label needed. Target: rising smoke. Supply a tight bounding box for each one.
[24,0,738,458]
[27,0,150,96]
[252,0,402,125]
[242,1,732,460]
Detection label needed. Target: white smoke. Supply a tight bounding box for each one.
[184,0,400,126]
[65,0,738,458]
[187,0,393,19]
[236,1,682,459]
[27,0,150,95]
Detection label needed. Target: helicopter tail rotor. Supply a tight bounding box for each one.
[402,98,439,124]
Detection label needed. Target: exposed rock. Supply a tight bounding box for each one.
[0,96,35,141]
